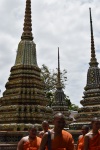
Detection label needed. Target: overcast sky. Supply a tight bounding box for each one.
[0,0,100,107]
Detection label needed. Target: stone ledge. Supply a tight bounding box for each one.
[0,144,17,150]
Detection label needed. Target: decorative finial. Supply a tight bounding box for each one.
[57,47,62,89]
[21,0,33,41]
[89,8,98,67]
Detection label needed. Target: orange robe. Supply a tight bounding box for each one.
[48,130,74,150]
[88,131,100,150]
[23,136,41,150]
[77,136,84,150]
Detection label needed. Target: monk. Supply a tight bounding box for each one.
[84,117,100,150]
[39,121,50,138]
[76,125,89,150]
[39,113,74,150]
[17,125,41,150]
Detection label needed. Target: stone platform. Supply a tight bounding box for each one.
[0,130,79,149]
[0,130,80,145]
[0,144,77,150]
[0,144,17,150]
[68,130,81,144]
[0,131,28,144]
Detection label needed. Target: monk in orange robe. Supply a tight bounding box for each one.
[84,117,100,150]
[88,130,100,150]
[39,113,74,150]
[17,125,41,150]
[76,125,89,150]
[39,120,50,138]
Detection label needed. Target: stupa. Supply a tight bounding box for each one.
[52,48,72,127]
[69,8,100,131]
[0,0,53,132]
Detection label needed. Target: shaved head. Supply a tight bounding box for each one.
[91,117,99,124]
[42,120,49,124]
[28,125,37,130]
[82,125,89,131]
[54,113,65,120]
[41,120,49,132]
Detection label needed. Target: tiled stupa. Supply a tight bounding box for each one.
[69,8,100,130]
[52,48,72,127]
[0,0,53,131]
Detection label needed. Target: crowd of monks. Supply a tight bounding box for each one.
[17,113,100,150]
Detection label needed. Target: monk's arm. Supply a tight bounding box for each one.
[39,133,48,150]
[17,138,24,150]
[84,135,89,150]
[76,139,79,150]
[76,135,82,150]
[67,136,74,150]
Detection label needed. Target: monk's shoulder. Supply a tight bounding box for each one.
[78,135,83,140]
[36,136,41,142]
[62,130,73,138]
[21,136,29,144]
[84,132,91,140]
[39,131,44,134]
[41,131,49,139]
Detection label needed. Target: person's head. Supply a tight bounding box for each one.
[28,125,37,139]
[91,117,100,131]
[81,125,89,136]
[53,113,65,132]
[42,120,49,132]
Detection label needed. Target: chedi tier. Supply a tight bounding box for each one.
[69,8,100,130]
[52,48,72,127]
[0,0,53,131]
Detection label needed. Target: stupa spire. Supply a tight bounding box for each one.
[89,8,98,67]
[21,0,33,40]
[15,0,37,66]
[52,48,72,127]
[57,47,62,89]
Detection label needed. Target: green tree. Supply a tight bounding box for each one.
[46,92,79,111]
[69,104,79,111]
[46,91,54,107]
[40,64,79,111]
[40,64,67,93]
[64,94,79,111]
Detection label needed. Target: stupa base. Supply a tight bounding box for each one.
[0,144,17,150]
[0,131,28,144]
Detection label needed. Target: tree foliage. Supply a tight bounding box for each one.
[46,92,54,107]
[40,64,79,111]
[64,95,79,111]
[46,92,79,111]
[40,64,67,93]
